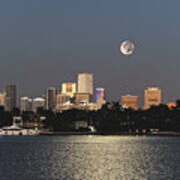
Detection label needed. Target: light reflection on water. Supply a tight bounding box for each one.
[0,136,180,180]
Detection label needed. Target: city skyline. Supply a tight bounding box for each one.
[0,74,178,110]
[0,2,180,180]
[0,1,180,106]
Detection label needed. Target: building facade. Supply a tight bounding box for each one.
[20,97,32,112]
[56,93,70,106]
[95,88,105,102]
[32,97,45,112]
[61,83,76,98]
[75,93,92,104]
[121,94,138,110]
[5,84,16,111]
[78,73,93,95]
[96,96,106,110]
[144,87,161,109]
[0,92,5,106]
[45,87,57,110]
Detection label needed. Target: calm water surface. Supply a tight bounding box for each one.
[0,136,180,180]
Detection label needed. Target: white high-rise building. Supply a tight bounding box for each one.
[20,97,32,112]
[78,73,93,95]
[32,97,45,112]
[144,87,161,109]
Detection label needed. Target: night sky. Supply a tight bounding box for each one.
[0,0,180,107]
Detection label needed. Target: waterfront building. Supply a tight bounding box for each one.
[78,73,93,95]
[20,97,32,112]
[45,87,57,110]
[5,84,16,111]
[121,94,138,110]
[13,116,23,127]
[0,92,5,106]
[61,83,76,98]
[144,87,161,109]
[74,121,88,130]
[32,97,45,112]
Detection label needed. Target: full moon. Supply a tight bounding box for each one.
[120,40,134,56]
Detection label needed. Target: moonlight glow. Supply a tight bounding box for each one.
[120,40,134,56]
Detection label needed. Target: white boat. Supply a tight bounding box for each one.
[0,116,40,136]
[0,125,39,136]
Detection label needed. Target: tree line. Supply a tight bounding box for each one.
[0,100,180,133]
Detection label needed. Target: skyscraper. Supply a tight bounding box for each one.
[78,73,93,95]
[144,87,161,109]
[45,87,57,110]
[61,83,76,98]
[20,97,32,112]
[121,94,138,110]
[32,97,45,112]
[5,84,16,111]
[95,88,105,102]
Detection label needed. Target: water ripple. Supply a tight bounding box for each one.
[0,136,179,180]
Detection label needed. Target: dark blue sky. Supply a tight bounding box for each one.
[0,0,180,106]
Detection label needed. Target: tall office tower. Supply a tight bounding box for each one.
[45,87,57,110]
[32,97,45,112]
[121,94,138,110]
[144,87,161,109]
[20,97,32,112]
[5,84,16,111]
[61,83,76,98]
[0,92,5,106]
[95,88,105,102]
[78,73,93,95]
[56,93,70,106]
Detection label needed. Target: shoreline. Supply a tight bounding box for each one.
[39,131,180,136]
